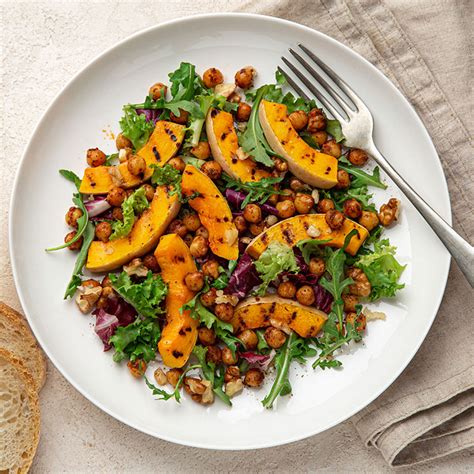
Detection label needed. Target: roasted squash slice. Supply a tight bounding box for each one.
[259,100,338,189]
[206,108,270,182]
[181,164,239,260]
[232,296,327,338]
[86,186,180,272]
[246,214,369,258]
[79,121,185,194]
[155,234,199,368]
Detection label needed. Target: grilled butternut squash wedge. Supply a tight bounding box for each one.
[259,100,338,189]
[155,234,199,368]
[206,108,269,182]
[246,214,369,258]
[86,186,180,272]
[79,121,185,194]
[232,296,327,338]
[181,164,239,260]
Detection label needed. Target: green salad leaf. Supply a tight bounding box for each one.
[59,169,82,190]
[169,62,205,101]
[296,238,332,264]
[326,119,345,143]
[119,105,155,150]
[213,260,238,290]
[110,187,149,240]
[338,156,387,189]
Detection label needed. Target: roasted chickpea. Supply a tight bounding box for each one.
[224,365,240,383]
[342,294,359,313]
[215,303,234,322]
[200,287,217,307]
[168,219,188,237]
[309,258,326,277]
[379,198,400,227]
[279,189,295,202]
[65,231,82,251]
[322,139,342,158]
[101,275,113,288]
[127,359,147,378]
[198,327,216,346]
[202,68,224,88]
[290,178,306,192]
[142,184,155,202]
[243,203,262,223]
[359,210,379,231]
[166,368,184,387]
[111,207,123,221]
[294,193,315,214]
[189,236,209,258]
[183,211,201,232]
[116,133,132,150]
[184,234,193,248]
[296,285,316,306]
[244,368,264,387]
[234,215,247,234]
[169,109,189,125]
[143,254,160,272]
[311,131,328,146]
[168,156,186,172]
[201,161,222,180]
[249,222,265,236]
[234,66,256,89]
[191,141,211,160]
[195,225,209,239]
[267,194,280,206]
[222,347,238,365]
[325,209,345,230]
[317,198,335,213]
[95,221,112,243]
[348,148,369,166]
[277,281,297,299]
[346,312,367,333]
[237,329,258,350]
[335,169,351,190]
[149,82,167,100]
[106,187,127,207]
[86,148,106,167]
[307,108,326,132]
[201,260,219,280]
[127,154,146,176]
[264,214,279,227]
[65,206,83,228]
[288,110,308,131]
[236,102,252,122]
[264,327,287,349]
[184,271,205,292]
[343,198,362,219]
[276,200,296,219]
[346,267,371,297]
[273,157,288,173]
[206,345,222,364]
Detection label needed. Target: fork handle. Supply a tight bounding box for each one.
[367,144,474,287]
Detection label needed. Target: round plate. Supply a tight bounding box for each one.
[9,13,451,449]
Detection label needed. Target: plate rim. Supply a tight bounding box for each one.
[8,12,451,450]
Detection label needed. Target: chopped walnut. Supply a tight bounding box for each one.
[123,258,148,277]
[225,378,244,398]
[118,147,132,163]
[236,147,250,161]
[224,227,239,246]
[75,285,102,314]
[108,166,124,186]
[215,290,239,307]
[364,308,387,322]
[201,380,214,404]
[214,83,236,98]
[153,368,167,386]
[269,318,292,335]
[306,225,321,238]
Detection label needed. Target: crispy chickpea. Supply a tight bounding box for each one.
[379,198,400,227]
[184,271,205,292]
[195,225,209,239]
[106,187,127,207]
[200,287,217,307]
[184,234,193,248]
[206,345,222,364]
[307,108,326,132]
[202,260,220,280]
[348,148,369,166]
[237,329,258,350]
[189,236,209,258]
[65,231,82,251]
[142,184,155,202]
[276,200,296,219]
[264,214,279,227]
[335,169,351,190]
[249,222,265,236]
[288,110,308,131]
[309,258,326,277]
[95,221,112,243]
[317,198,335,213]
[359,210,379,231]
[325,209,345,230]
[101,275,113,288]
[296,285,316,306]
[183,211,201,232]
[65,206,83,228]
[264,327,287,349]
[228,92,241,103]
[127,359,147,378]
[243,204,262,223]
[346,267,371,297]
[322,139,342,158]
[202,68,224,88]
[224,365,240,383]
[343,198,362,219]
[342,294,359,313]
[311,130,328,146]
[115,133,132,150]
[267,194,280,206]
[111,207,123,221]
[294,193,315,214]
[149,82,167,100]
[201,161,222,180]
[166,368,183,387]
[215,303,234,322]
[222,347,238,365]
[198,327,216,346]
[273,157,288,173]
[86,148,106,167]
[244,368,264,387]
[234,215,247,234]
[127,154,146,176]
[143,254,160,272]
[191,141,211,160]
[234,66,256,89]
[277,281,297,299]
[236,102,252,122]
[346,312,367,333]
[290,178,306,192]
[168,219,188,237]
[280,189,295,202]
[169,109,189,125]
[168,156,186,172]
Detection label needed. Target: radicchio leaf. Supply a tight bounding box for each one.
[240,351,274,371]
[225,253,262,299]
[136,108,161,124]
[225,189,278,215]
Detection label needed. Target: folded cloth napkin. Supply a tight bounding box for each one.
[238,0,474,466]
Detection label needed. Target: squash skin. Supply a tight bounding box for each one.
[259,100,338,189]
[155,234,199,368]
[206,108,269,182]
[79,121,185,194]
[246,213,369,258]
[232,296,328,338]
[85,186,180,272]
[181,164,239,260]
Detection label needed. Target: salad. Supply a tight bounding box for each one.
[48,62,405,408]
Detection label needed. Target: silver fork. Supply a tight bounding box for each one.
[279,44,474,287]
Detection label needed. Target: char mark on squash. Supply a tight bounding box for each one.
[211,109,219,118]
[172,350,183,358]
[282,228,294,245]
[164,127,177,142]
[153,146,161,161]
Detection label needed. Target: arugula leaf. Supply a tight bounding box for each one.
[105,153,119,166]
[213,260,238,290]
[275,69,286,84]
[109,271,168,318]
[64,221,95,299]
[326,119,345,143]
[59,169,82,190]
[299,131,321,149]
[296,238,332,264]
[119,105,155,150]
[339,156,387,190]
[168,62,205,101]
[256,329,270,353]
[150,163,198,203]
[110,187,149,240]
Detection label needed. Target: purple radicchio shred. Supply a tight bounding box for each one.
[84,195,111,218]
[225,253,262,299]
[313,284,333,314]
[240,351,272,371]
[136,108,161,124]
[225,189,278,216]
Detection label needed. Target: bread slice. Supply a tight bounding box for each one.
[0,302,47,390]
[0,348,40,473]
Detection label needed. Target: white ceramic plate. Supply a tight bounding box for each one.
[10,13,451,449]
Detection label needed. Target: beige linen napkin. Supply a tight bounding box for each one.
[237,0,474,467]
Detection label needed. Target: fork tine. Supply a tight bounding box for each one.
[276,67,310,101]
[281,56,346,123]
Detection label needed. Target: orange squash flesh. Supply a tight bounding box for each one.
[79,121,185,194]
[232,296,328,338]
[181,164,239,260]
[154,234,199,368]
